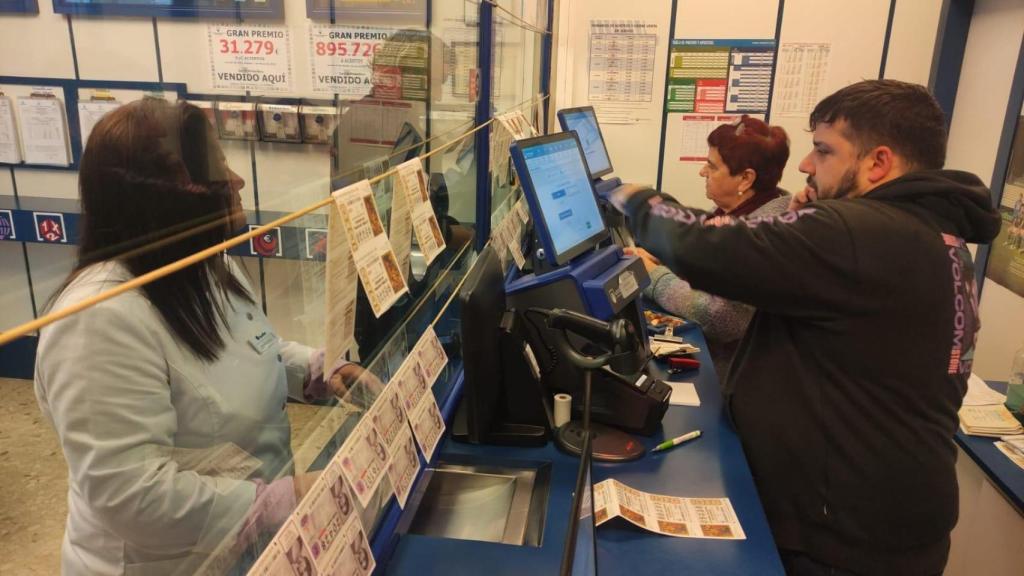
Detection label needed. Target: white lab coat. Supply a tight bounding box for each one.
[34,259,314,576]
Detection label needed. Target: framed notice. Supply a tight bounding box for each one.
[0,0,38,13]
[306,0,426,21]
[52,0,282,18]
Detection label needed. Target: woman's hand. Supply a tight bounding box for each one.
[328,362,384,399]
[624,246,661,273]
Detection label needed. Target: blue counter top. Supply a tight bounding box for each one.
[954,381,1024,514]
[384,323,782,575]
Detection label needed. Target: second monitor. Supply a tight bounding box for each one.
[557,106,614,180]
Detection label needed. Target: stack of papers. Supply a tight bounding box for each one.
[962,373,1007,406]
[959,404,1023,437]
[994,435,1024,471]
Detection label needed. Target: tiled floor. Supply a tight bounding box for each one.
[0,377,65,576]
[0,376,323,575]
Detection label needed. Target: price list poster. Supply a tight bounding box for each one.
[587,20,659,124]
[664,39,774,162]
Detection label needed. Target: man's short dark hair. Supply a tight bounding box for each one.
[809,79,947,170]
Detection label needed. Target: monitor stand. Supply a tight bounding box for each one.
[555,420,644,462]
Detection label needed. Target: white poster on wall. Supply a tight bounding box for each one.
[588,20,658,125]
[774,42,831,118]
[77,100,121,150]
[677,113,763,163]
[207,24,293,93]
[309,24,394,98]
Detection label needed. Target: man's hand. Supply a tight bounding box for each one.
[623,246,661,273]
[608,183,655,213]
[789,185,818,211]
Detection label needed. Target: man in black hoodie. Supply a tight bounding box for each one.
[609,80,1001,575]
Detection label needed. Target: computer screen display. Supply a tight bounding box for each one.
[558,107,612,179]
[514,134,607,265]
[390,121,424,164]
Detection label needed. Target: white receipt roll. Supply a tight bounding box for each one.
[554,393,572,427]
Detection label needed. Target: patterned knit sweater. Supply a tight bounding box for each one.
[644,194,791,377]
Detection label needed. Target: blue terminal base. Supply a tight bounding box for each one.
[384,324,784,576]
[505,245,649,321]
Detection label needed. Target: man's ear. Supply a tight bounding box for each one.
[864,145,898,184]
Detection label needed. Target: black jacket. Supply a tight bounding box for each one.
[623,170,1001,575]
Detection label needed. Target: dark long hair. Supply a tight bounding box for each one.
[51,98,253,361]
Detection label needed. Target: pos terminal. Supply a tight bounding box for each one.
[507,132,670,437]
[557,106,633,247]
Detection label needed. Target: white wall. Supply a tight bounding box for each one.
[769,0,891,195]
[946,0,1024,380]
[555,0,945,207]
[554,0,672,187]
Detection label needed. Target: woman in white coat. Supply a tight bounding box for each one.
[34,99,359,575]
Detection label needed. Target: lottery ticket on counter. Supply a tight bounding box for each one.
[337,418,391,507]
[368,381,408,449]
[292,460,358,570]
[409,394,445,461]
[332,180,409,318]
[324,208,359,370]
[320,520,375,576]
[388,326,448,461]
[514,197,530,224]
[247,519,316,576]
[414,326,448,380]
[395,158,446,265]
[495,210,526,269]
[593,479,746,540]
[386,424,421,508]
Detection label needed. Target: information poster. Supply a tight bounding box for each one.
[665,39,775,114]
[310,24,395,98]
[588,20,657,103]
[207,24,293,93]
[17,96,70,166]
[774,42,830,117]
[986,106,1024,297]
[0,96,21,164]
[77,99,121,150]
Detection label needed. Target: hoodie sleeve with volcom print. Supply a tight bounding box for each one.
[623,190,872,319]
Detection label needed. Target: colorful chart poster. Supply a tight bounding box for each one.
[666,39,775,115]
[986,110,1024,297]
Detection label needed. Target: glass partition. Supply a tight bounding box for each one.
[0,0,548,574]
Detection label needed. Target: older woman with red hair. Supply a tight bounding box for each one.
[628,115,790,377]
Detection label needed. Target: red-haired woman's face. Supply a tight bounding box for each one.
[699,146,754,213]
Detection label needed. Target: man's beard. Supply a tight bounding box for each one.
[809,165,860,200]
